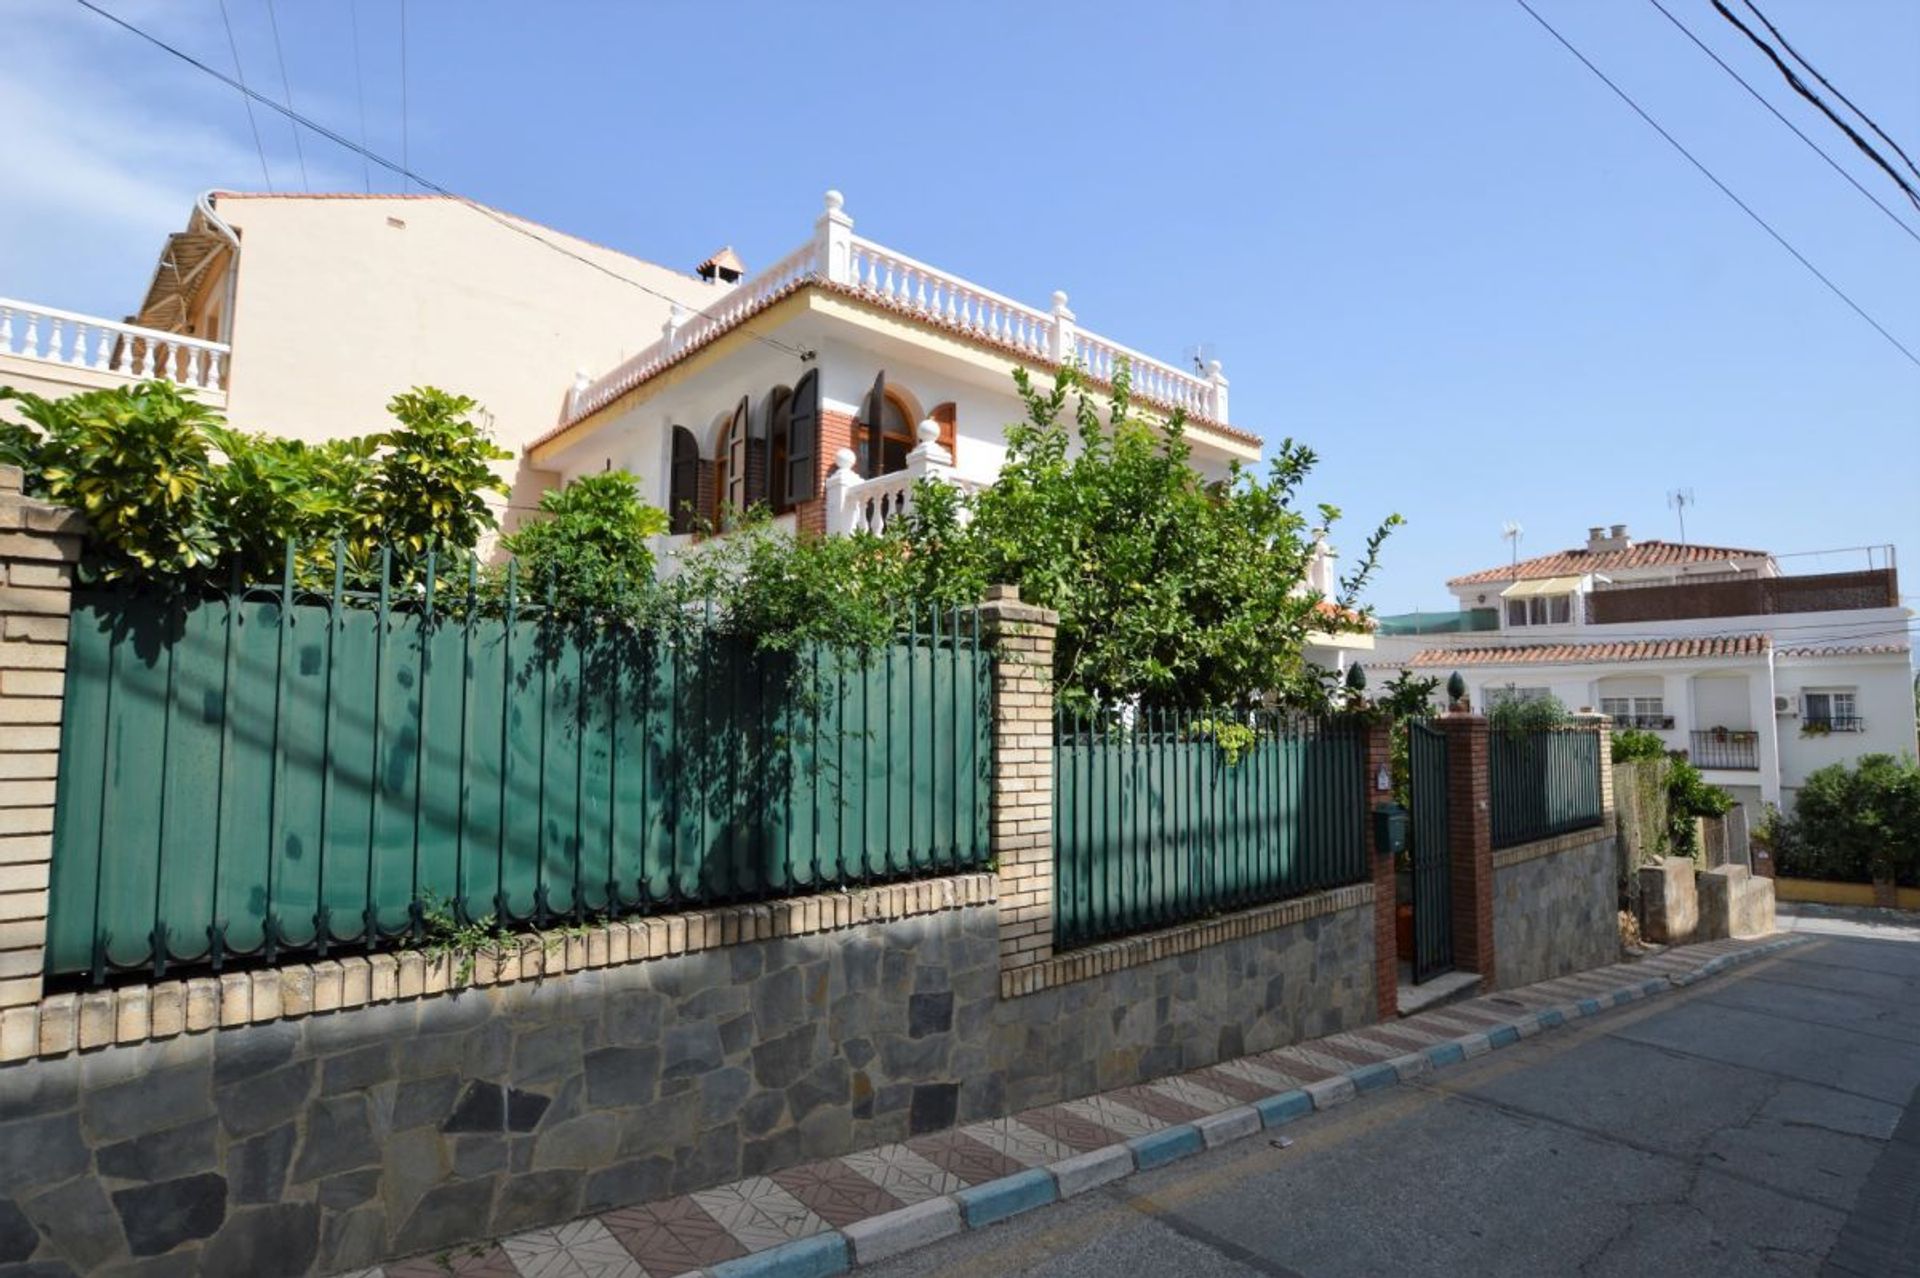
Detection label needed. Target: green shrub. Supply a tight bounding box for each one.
[1666,755,1733,859]
[1770,755,1920,886]
[1611,728,1666,763]
[501,470,667,616]
[1489,693,1570,735]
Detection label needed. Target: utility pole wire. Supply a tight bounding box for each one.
[71,0,817,364]
[1645,0,1920,247]
[1736,0,1920,187]
[1713,1,1920,213]
[1511,0,1920,372]
[348,0,372,193]
[216,0,271,192]
[264,0,309,192]
[399,0,410,195]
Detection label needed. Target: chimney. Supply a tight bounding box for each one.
[696,247,745,284]
[1587,524,1632,554]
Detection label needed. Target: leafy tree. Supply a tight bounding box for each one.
[901,364,1398,714]
[501,471,668,616]
[1773,754,1920,885]
[0,380,509,588]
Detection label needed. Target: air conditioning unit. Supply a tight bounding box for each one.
[1774,694,1797,717]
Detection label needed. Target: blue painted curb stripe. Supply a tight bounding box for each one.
[1425,1042,1466,1068]
[1128,1124,1204,1170]
[1577,998,1602,1016]
[1348,1062,1398,1093]
[956,1167,1057,1228]
[1255,1090,1314,1127]
[1488,1025,1520,1047]
[706,1230,849,1278]
[1536,1009,1565,1029]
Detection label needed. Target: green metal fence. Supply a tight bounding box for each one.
[46,553,991,984]
[1053,711,1369,949]
[1489,726,1603,850]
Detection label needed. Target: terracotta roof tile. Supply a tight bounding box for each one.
[1776,643,1910,658]
[1407,634,1770,668]
[1447,541,1769,588]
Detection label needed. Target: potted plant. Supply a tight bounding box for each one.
[1710,724,1729,743]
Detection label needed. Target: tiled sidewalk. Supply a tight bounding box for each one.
[339,933,1804,1278]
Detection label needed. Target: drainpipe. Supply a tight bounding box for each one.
[197,190,242,346]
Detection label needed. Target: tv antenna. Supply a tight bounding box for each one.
[1668,488,1695,545]
[1501,520,1524,568]
[1183,342,1218,375]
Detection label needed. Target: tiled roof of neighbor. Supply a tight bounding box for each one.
[1447,540,1769,587]
[1407,635,1771,667]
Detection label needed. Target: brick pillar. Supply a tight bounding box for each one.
[979,585,1057,988]
[1439,713,1495,985]
[1364,718,1397,1019]
[0,465,82,1010]
[1574,713,1615,818]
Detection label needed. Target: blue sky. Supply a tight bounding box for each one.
[4,1,1917,613]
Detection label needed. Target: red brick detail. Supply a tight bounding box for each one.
[1364,720,1398,1019]
[1438,714,1495,985]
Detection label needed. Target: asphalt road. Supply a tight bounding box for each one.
[867,907,1920,1278]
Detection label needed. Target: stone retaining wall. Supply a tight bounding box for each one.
[1492,820,1619,988]
[0,879,1374,1277]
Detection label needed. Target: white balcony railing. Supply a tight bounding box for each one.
[0,298,229,393]
[825,421,982,536]
[566,192,1230,428]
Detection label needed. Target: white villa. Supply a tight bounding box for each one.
[1371,525,1917,814]
[1,188,1367,659]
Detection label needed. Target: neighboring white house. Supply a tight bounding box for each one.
[1371,524,1916,814]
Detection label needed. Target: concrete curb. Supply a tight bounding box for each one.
[689,935,1806,1277]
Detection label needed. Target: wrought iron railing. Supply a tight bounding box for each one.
[1052,711,1368,949]
[1689,730,1760,770]
[1802,714,1865,733]
[1489,726,1604,850]
[1609,714,1675,731]
[46,548,992,985]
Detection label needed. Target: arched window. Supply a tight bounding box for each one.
[712,395,750,524]
[858,372,918,477]
[786,370,819,504]
[668,426,700,535]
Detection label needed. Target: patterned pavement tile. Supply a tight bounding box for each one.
[1061,1093,1166,1138]
[689,1177,829,1253]
[385,1246,520,1277]
[1215,1055,1310,1092]
[1107,1084,1210,1126]
[1259,1046,1350,1081]
[840,1144,966,1204]
[601,1196,746,1276]
[1148,1073,1244,1116]
[1313,1034,1396,1066]
[1014,1105,1128,1154]
[960,1117,1074,1167]
[1349,1023,1441,1054]
[770,1158,905,1228]
[1189,1065,1280,1104]
[501,1218,643,1278]
[905,1128,1026,1185]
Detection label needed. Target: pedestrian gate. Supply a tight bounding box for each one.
[1407,720,1453,983]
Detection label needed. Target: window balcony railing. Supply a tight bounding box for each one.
[1610,714,1675,731]
[1802,715,1864,734]
[1689,730,1759,770]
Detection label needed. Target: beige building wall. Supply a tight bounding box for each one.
[201,194,729,513]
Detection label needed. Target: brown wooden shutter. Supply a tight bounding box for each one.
[931,401,957,463]
[668,426,700,535]
[725,396,750,513]
[863,370,886,476]
[786,370,819,503]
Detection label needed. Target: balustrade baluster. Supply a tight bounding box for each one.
[187,348,204,388]
[90,327,111,370]
[46,317,65,364]
[22,311,40,360]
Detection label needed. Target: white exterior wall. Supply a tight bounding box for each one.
[1774,653,1918,803]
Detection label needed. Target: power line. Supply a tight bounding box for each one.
[72,0,815,365]
[1511,0,1920,371]
[1712,0,1920,213]
[1645,0,1920,246]
[1735,0,1920,187]
[347,0,372,193]
[399,0,410,195]
[263,0,309,192]
[215,0,271,191]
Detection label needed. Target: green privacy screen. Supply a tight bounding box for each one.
[47,579,991,984]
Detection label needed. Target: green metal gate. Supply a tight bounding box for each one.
[1407,719,1453,984]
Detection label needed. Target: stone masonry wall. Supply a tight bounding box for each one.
[1492,823,1620,989]
[0,883,1374,1277]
